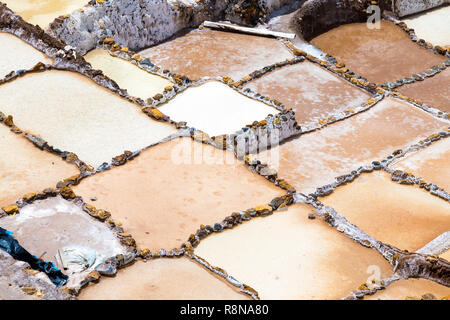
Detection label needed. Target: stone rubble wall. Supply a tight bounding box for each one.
[47,0,295,55]
[393,0,449,18]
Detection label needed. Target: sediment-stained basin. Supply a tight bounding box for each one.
[398,68,449,113]
[139,28,293,80]
[0,32,52,79]
[158,81,279,136]
[0,196,126,274]
[72,138,286,251]
[78,257,247,300]
[366,278,449,300]
[195,203,393,300]
[243,61,371,124]
[392,138,450,190]
[402,5,450,47]
[2,0,88,28]
[257,97,447,194]
[321,171,450,252]
[84,49,174,100]
[0,70,177,168]
[0,124,78,207]
[310,20,445,84]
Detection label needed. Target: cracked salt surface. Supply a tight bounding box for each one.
[158,81,280,136]
[0,70,177,168]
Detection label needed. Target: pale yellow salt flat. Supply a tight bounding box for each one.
[0,70,177,168]
[321,171,450,252]
[393,138,450,190]
[195,203,393,300]
[2,0,88,28]
[84,49,173,100]
[0,124,78,207]
[440,249,450,262]
[0,32,52,79]
[158,81,279,136]
[79,258,248,300]
[402,6,450,47]
[366,279,450,300]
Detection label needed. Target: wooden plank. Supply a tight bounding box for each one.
[203,21,296,39]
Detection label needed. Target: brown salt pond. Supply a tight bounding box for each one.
[0,32,53,79]
[158,81,279,136]
[321,171,450,252]
[398,68,450,113]
[243,61,371,124]
[195,203,393,300]
[366,279,449,300]
[257,97,447,194]
[310,20,445,84]
[72,137,286,251]
[0,70,177,168]
[392,138,450,190]
[402,5,450,47]
[84,49,174,100]
[79,257,247,300]
[0,196,126,275]
[2,0,87,28]
[139,28,293,80]
[0,124,78,207]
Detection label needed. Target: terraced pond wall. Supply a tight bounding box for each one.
[47,0,294,54]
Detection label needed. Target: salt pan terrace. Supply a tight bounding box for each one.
[1,0,88,28]
[0,32,52,79]
[0,0,448,301]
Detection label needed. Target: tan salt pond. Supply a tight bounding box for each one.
[79,258,248,300]
[310,20,445,84]
[158,81,279,136]
[0,196,126,272]
[2,0,87,28]
[72,138,286,251]
[398,68,450,113]
[366,279,450,300]
[392,138,450,190]
[402,5,450,47]
[257,97,448,194]
[195,203,393,300]
[0,124,78,207]
[440,249,450,262]
[84,49,173,100]
[321,171,450,252]
[243,61,371,124]
[0,70,177,168]
[0,32,52,79]
[139,28,293,80]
